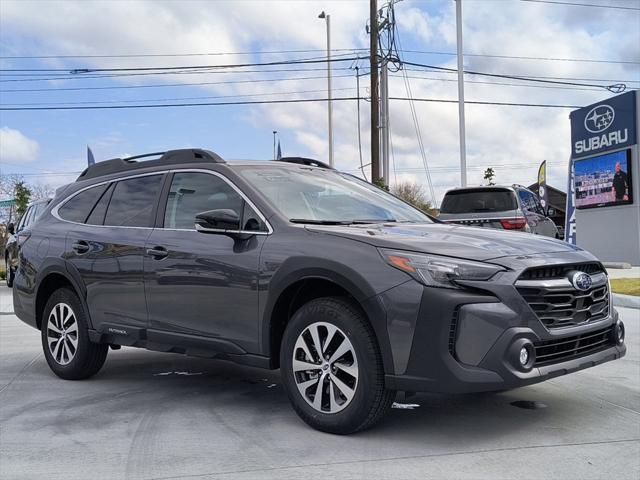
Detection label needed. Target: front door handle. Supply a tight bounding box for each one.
[72,240,90,254]
[146,246,169,259]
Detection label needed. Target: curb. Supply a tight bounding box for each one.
[603,262,632,269]
[612,293,640,310]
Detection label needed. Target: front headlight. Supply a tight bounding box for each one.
[379,249,505,289]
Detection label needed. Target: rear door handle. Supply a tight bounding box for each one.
[146,246,169,259]
[72,240,90,254]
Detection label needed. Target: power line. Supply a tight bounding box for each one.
[390,97,582,108]
[0,48,368,60]
[520,0,640,11]
[0,87,357,107]
[0,96,584,111]
[402,60,627,92]
[0,66,358,83]
[0,55,363,73]
[404,68,640,84]
[394,74,604,92]
[393,20,436,204]
[4,47,636,65]
[0,73,361,93]
[402,49,640,65]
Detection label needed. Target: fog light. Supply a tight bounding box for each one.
[614,320,625,345]
[519,347,529,366]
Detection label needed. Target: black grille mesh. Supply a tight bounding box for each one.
[534,326,615,366]
[519,263,603,280]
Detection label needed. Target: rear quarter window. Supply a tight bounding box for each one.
[58,184,110,223]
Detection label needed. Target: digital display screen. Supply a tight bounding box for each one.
[575,149,633,209]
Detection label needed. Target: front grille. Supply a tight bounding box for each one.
[534,326,615,367]
[517,282,609,329]
[519,262,603,280]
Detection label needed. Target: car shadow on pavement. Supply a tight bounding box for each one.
[70,349,556,442]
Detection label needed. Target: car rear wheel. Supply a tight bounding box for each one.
[5,257,14,288]
[41,288,108,380]
[280,297,395,434]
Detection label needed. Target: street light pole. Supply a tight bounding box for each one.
[456,0,467,187]
[319,11,334,168]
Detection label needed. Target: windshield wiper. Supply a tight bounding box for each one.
[289,219,354,225]
[350,219,397,224]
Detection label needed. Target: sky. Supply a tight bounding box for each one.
[0,0,639,207]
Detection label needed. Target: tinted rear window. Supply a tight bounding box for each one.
[440,189,517,214]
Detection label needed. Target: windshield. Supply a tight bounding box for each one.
[440,189,517,214]
[236,166,433,223]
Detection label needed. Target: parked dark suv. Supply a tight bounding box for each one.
[4,198,51,287]
[13,149,625,434]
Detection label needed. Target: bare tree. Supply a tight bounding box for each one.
[30,183,55,201]
[391,181,438,216]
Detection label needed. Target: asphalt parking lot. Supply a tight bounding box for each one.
[0,286,638,480]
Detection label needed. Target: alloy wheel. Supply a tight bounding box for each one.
[46,303,79,365]
[292,321,359,414]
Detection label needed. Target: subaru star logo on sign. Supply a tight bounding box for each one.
[571,271,593,291]
[584,105,615,133]
[570,90,637,159]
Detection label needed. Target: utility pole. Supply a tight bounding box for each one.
[318,11,334,167]
[380,60,389,187]
[456,0,467,187]
[370,0,380,184]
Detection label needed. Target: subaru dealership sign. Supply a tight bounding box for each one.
[570,90,636,159]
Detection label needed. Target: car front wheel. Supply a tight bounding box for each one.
[280,297,395,434]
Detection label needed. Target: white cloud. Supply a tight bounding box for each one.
[0,0,638,206]
[0,127,40,163]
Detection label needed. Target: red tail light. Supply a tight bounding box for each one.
[500,217,527,230]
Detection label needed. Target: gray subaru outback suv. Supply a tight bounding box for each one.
[13,149,625,434]
[438,185,559,238]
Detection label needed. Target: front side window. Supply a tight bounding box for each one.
[237,166,432,223]
[104,175,163,227]
[164,172,265,231]
[58,184,110,223]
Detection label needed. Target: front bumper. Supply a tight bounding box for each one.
[378,253,626,394]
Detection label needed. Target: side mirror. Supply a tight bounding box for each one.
[195,209,241,233]
[7,223,15,235]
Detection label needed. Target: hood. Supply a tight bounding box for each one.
[305,222,582,262]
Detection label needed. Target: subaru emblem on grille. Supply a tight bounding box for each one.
[571,272,593,291]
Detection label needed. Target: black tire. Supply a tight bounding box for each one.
[5,257,14,288]
[41,287,108,380]
[280,297,395,434]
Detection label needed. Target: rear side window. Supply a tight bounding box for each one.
[440,189,517,214]
[58,184,110,223]
[163,172,252,230]
[518,189,544,214]
[104,175,163,227]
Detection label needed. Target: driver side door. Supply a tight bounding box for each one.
[144,170,269,353]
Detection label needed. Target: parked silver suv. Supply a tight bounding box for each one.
[438,185,559,238]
